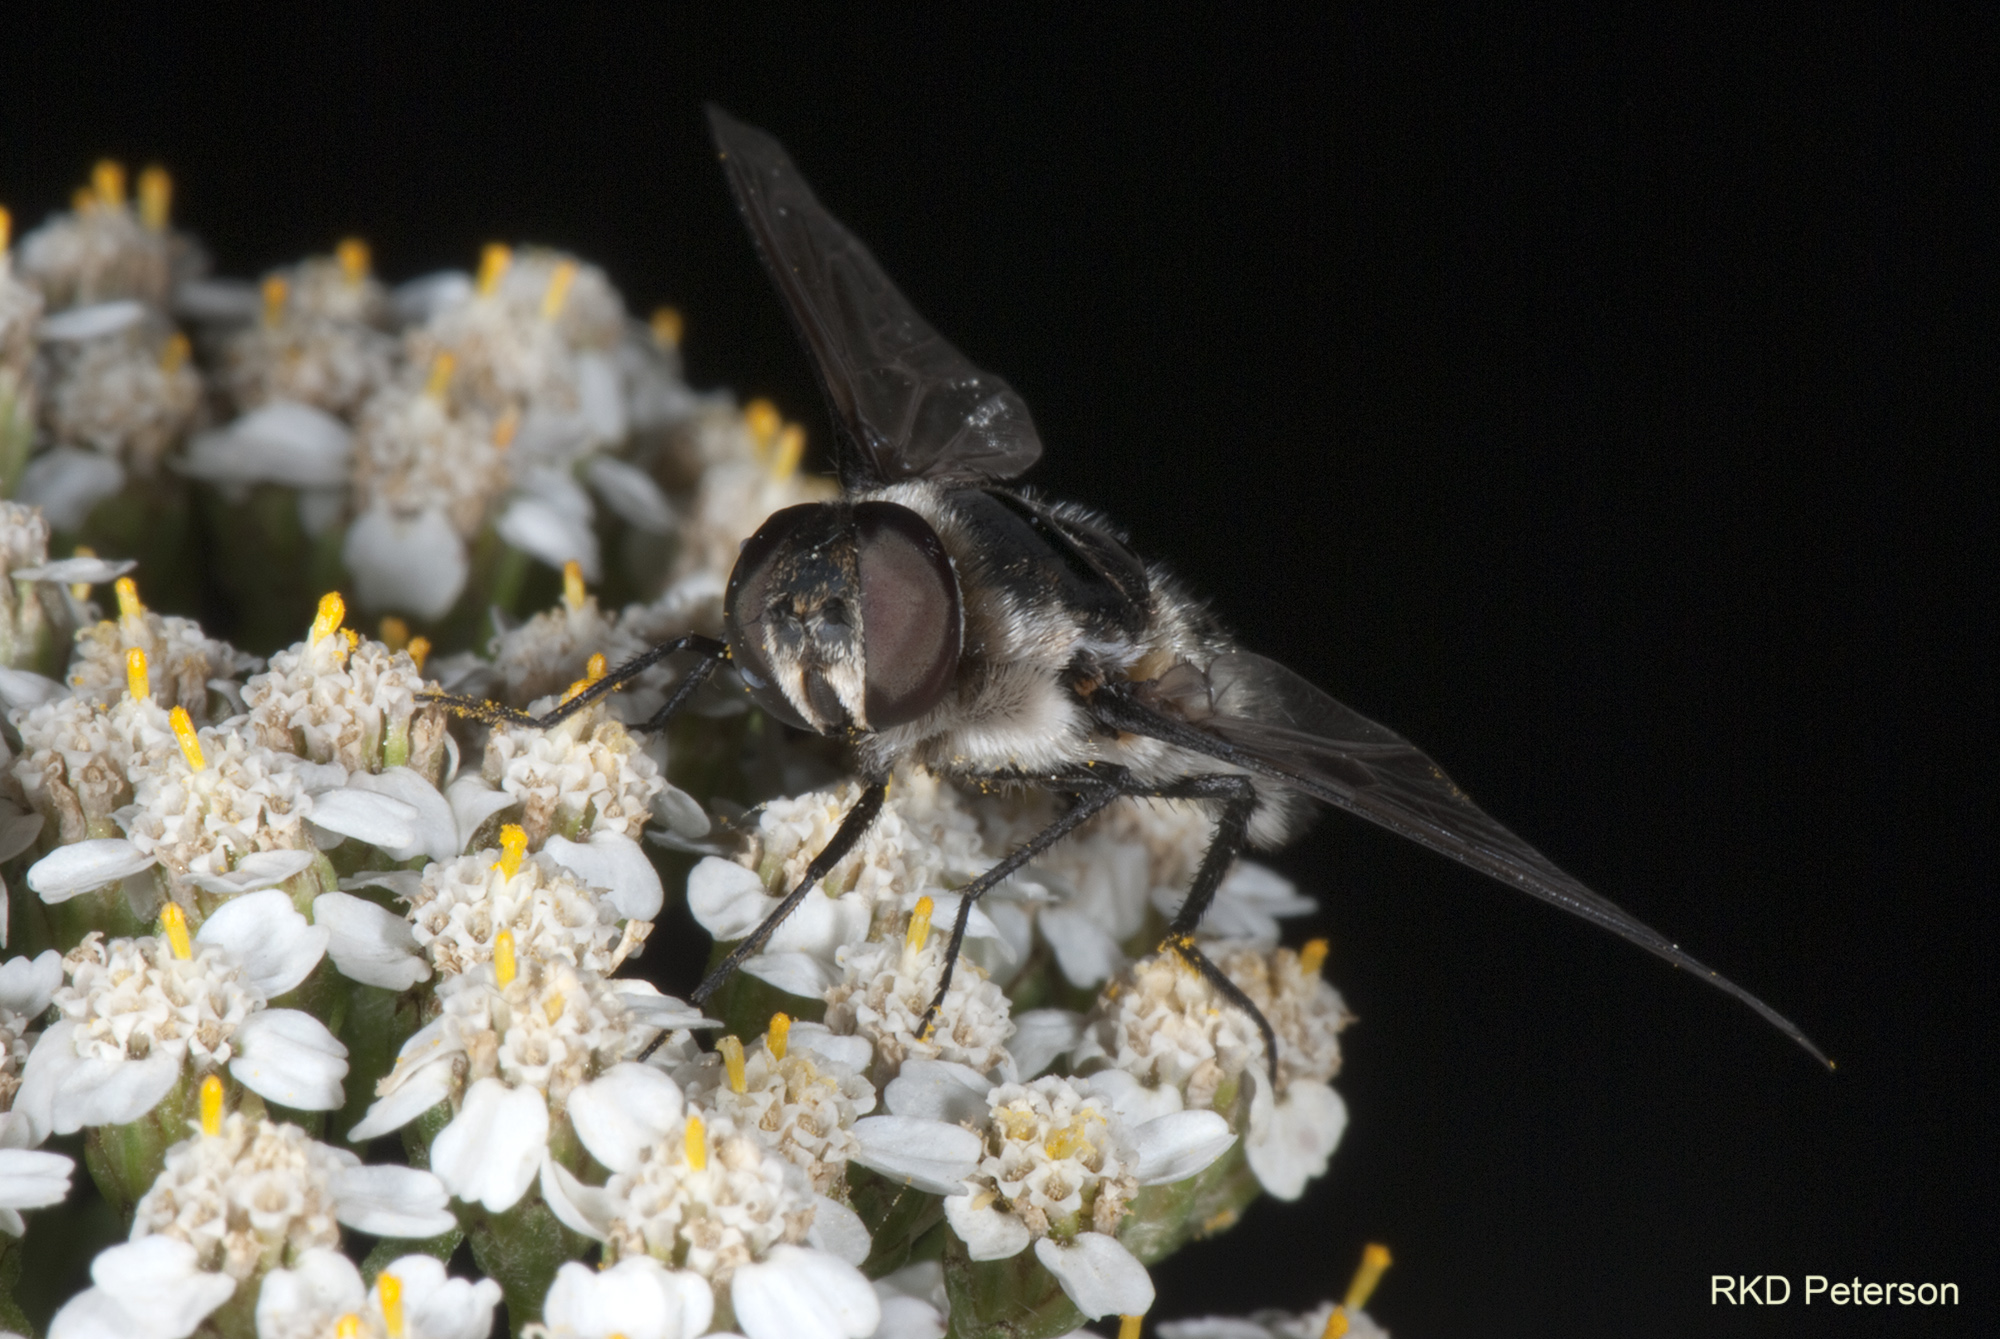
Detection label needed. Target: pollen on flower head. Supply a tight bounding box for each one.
[486,573,618,706]
[966,1076,1135,1241]
[120,727,317,899]
[242,619,445,774]
[404,847,647,978]
[480,698,663,847]
[37,310,202,475]
[67,599,258,721]
[53,930,257,1075]
[10,689,179,837]
[824,899,1015,1085]
[677,1023,874,1193]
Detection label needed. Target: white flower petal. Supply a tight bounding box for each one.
[175,277,263,322]
[740,951,838,999]
[873,1293,947,1339]
[544,830,664,920]
[542,1256,713,1339]
[16,448,125,533]
[1079,1069,1184,1128]
[330,1163,457,1239]
[1245,1075,1347,1202]
[1153,1320,1273,1339]
[230,1008,348,1111]
[1127,1109,1235,1186]
[195,888,329,999]
[343,504,470,620]
[0,1147,74,1210]
[537,1153,616,1243]
[10,555,135,584]
[603,979,716,1034]
[0,667,67,712]
[567,1062,683,1175]
[347,1056,455,1142]
[308,787,420,851]
[1033,1232,1154,1320]
[807,1193,873,1266]
[652,784,710,840]
[180,401,352,488]
[1007,1009,1085,1081]
[1038,906,1126,987]
[26,838,156,903]
[0,949,63,1017]
[94,1235,236,1336]
[940,1192,1030,1261]
[767,888,870,960]
[313,891,431,991]
[38,300,146,341]
[849,1116,982,1195]
[391,270,473,324]
[882,1060,992,1124]
[18,1019,182,1135]
[256,1247,365,1339]
[585,455,675,535]
[445,775,519,852]
[497,495,601,581]
[346,767,459,863]
[429,1077,548,1212]
[576,352,628,443]
[784,1023,874,1074]
[184,847,317,897]
[378,1253,503,1339]
[685,857,772,941]
[732,1245,880,1339]
[338,869,425,902]
[48,1286,150,1339]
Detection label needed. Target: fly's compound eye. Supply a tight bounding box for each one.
[723,503,821,731]
[852,501,961,728]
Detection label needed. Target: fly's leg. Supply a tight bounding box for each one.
[420,634,731,731]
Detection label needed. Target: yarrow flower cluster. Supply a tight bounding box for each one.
[0,165,1374,1338]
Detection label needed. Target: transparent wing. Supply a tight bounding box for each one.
[1137,652,1826,1063]
[708,106,1044,488]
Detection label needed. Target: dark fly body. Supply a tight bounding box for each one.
[485,108,1827,1070]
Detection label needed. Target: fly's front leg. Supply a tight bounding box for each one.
[534,633,731,730]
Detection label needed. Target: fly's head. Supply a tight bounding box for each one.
[724,500,962,734]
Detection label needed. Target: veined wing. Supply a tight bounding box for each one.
[1125,652,1828,1064]
[708,106,1044,489]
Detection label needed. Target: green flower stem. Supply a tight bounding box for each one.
[0,1230,32,1339]
[335,982,426,1145]
[848,1164,945,1279]
[942,1229,1085,1339]
[360,1223,466,1286]
[456,1112,591,1338]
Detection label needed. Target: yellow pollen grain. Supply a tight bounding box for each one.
[425,352,455,400]
[311,591,345,644]
[92,159,127,209]
[261,274,289,327]
[719,1035,747,1094]
[1043,1123,1086,1161]
[586,652,607,682]
[1344,1242,1392,1312]
[683,1113,707,1172]
[199,1073,225,1136]
[114,575,143,619]
[543,991,565,1025]
[379,616,410,652]
[159,332,190,375]
[125,647,150,702]
[476,242,511,296]
[171,706,206,771]
[138,166,172,230]
[68,544,95,600]
[494,824,528,879]
[378,1269,406,1339]
[767,1012,791,1061]
[540,258,578,320]
[1300,937,1330,977]
[650,305,683,349]
[998,1107,1038,1141]
[161,902,193,960]
[563,560,586,610]
[771,423,805,480]
[407,636,431,671]
[492,406,519,449]
[340,628,359,662]
[1119,1317,1143,1339]
[905,896,935,953]
[493,929,517,988]
[335,1316,362,1339]
[744,397,780,448]
[337,236,370,283]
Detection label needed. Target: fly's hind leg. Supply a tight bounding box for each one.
[420,633,732,732]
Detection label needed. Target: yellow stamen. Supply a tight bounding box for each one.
[68,544,95,600]
[199,1073,225,1136]
[125,647,150,702]
[770,423,805,480]
[379,616,410,652]
[1043,1123,1086,1161]
[1344,1242,1392,1313]
[138,166,171,231]
[72,187,95,216]
[1323,1313,1349,1339]
[650,305,683,349]
[407,636,431,671]
[476,242,511,296]
[906,896,935,953]
[311,591,345,645]
[335,1317,362,1339]
[92,159,126,209]
[767,1012,791,1061]
[0,205,10,253]
[1299,937,1330,977]
[563,560,586,610]
[336,236,370,283]
[261,274,289,327]
[159,332,190,375]
[493,929,517,987]
[114,575,143,620]
[1119,1317,1143,1339]
[683,1113,707,1171]
[378,1270,405,1339]
[540,258,578,320]
[719,1035,747,1093]
[743,397,780,448]
[543,991,565,1025]
[425,352,455,400]
[492,406,519,449]
[494,824,528,879]
[171,706,206,771]
[160,902,193,960]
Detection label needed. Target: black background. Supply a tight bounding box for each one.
[2,7,1990,1336]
